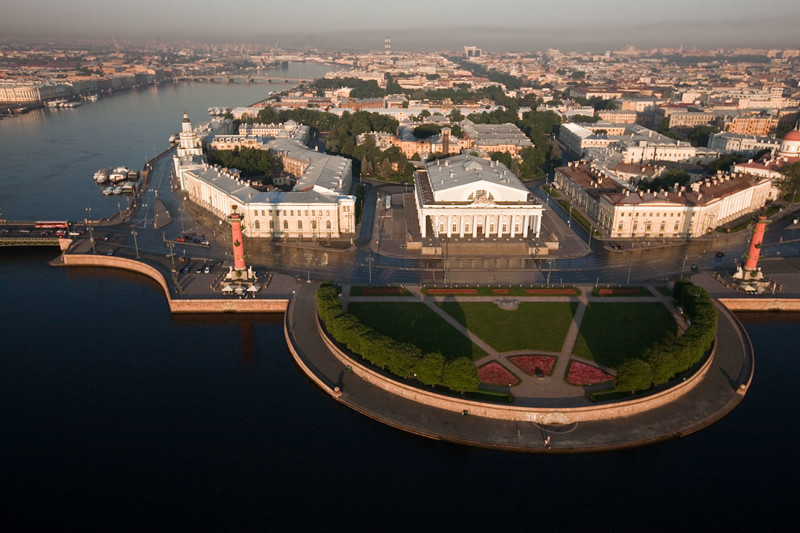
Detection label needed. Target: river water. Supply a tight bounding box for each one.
[0,69,798,530]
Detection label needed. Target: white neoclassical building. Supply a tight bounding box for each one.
[414,155,543,239]
[173,113,356,240]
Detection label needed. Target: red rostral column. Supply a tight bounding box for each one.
[744,216,767,271]
[228,205,246,271]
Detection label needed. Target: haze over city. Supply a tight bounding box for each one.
[3,0,800,51]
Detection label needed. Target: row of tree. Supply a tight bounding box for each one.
[615,281,718,392]
[316,283,480,392]
[206,147,279,183]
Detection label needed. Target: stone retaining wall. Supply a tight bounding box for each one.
[718,298,800,312]
[313,313,716,425]
[60,254,287,313]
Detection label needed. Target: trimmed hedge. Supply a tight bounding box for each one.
[615,280,718,392]
[316,282,480,392]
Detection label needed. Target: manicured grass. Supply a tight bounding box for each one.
[572,302,677,368]
[438,301,577,353]
[592,286,653,297]
[349,286,411,296]
[655,286,673,297]
[348,302,486,361]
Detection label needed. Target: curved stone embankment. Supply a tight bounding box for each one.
[284,283,754,452]
[58,254,288,313]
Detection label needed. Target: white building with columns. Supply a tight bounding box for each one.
[173,113,356,240]
[414,155,543,239]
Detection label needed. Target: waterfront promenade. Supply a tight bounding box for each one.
[285,282,753,452]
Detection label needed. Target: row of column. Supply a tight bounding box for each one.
[423,211,541,239]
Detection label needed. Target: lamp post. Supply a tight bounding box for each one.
[85,206,96,254]
[131,227,140,258]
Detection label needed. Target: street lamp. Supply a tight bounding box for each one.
[85,206,96,254]
[131,227,140,258]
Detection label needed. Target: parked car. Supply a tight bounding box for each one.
[203,265,211,274]
[175,236,186,242]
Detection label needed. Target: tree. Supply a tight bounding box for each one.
[638,168,691,192]
[441,357,480,392]
[777,162,800,201]
[615,358,653,392]
[387,342,422,378]
[448,108,464,122]
[413,124,442,139]
[570,114,599,123]
[687,125,719,147]
[414,353,446,386]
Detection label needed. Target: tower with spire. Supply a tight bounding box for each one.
[177,111,204,159]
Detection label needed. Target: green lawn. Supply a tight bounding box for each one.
[572,302,677,368]
[438,302,577,353]
[348,302,486,361]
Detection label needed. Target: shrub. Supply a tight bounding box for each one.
[414,353,446,386]
[442,357,481,392]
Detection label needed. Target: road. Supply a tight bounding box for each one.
[69,149,800,289]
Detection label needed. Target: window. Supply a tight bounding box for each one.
[283,220,288,230]
[312,220,317,230]
[254,220,260,229]
[297,220,303,230]
[270,220,274,229]
[326,220,331,230]
[452,223,458,232]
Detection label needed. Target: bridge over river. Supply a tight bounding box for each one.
[175,76,314,85]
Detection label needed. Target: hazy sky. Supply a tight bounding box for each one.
[3,0,799,51]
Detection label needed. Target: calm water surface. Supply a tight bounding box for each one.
[0,72,797,530]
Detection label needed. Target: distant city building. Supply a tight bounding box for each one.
[559,122,720,164]
[707,132,780,155]
[464,46,482,58]
[413,155,543,239]
[733,126,800,179]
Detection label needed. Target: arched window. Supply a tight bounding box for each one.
[311,220,317,230]
[297,220,303,230]
[326,220,332,230]
[254,220,260,230]
[283,220,288,230]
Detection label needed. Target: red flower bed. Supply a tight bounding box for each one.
[509,355,556,376]
[427,288,478,295]
[479,361,520,386]
[526,288,576,295]
[492,289,510,294]
[565,360,615,385]
[362,288,406,295]
[597,288,640,296]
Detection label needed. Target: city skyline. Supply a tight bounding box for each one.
[3,0,799,51]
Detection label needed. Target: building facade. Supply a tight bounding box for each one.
[414,155,543,239]
[174,113,355,240]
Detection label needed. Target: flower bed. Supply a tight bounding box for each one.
[594,287,650,297]
[426,288,478,295]
[362,287,407,295]
[492,288,510,294]
[509,355,557,376]
[565,360,615,385]
[526,288,578,296]
[479,361,520,386]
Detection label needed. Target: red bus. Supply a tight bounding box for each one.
[34,221,69,229]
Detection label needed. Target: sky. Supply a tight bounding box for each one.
[3,0,800,51]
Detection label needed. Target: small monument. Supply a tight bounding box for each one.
[222,205,260,295]
[732,216,771,292]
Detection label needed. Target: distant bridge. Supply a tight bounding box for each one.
[0,221,76,248]
[175,76,313,85]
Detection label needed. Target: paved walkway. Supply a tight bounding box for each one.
[287,282,753,452]
[341,284,687,402]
